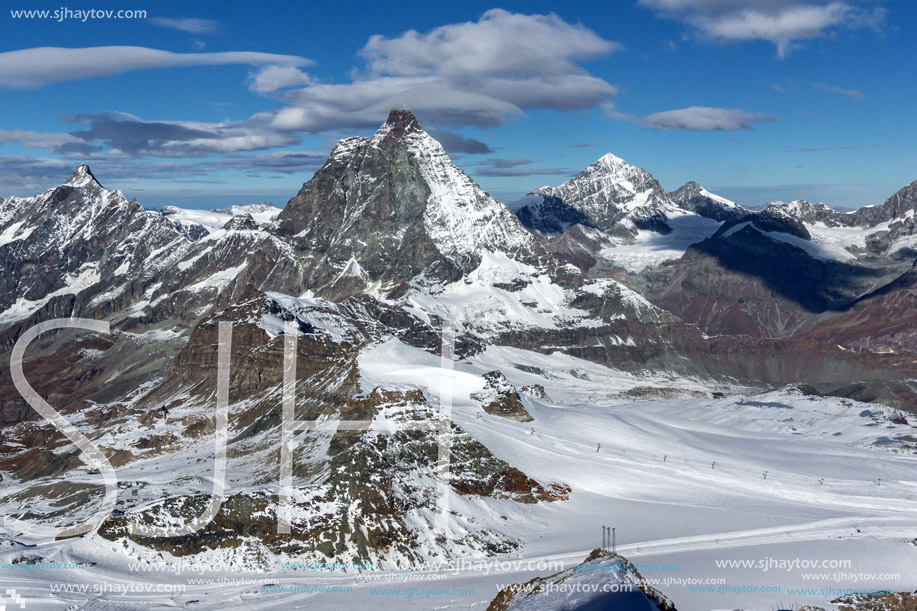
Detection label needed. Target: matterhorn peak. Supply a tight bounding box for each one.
[65,163,103,189]
[376,107,424,141]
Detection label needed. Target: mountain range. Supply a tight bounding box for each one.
[1,108,915,571]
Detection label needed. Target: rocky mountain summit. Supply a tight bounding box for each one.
[275,108,551,299]
[517,153,679,237]
[667,180,749,222]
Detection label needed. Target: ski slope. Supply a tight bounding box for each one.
[2,341,916,610]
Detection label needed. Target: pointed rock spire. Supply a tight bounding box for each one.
[378,107,423,141]
[65,164,103,189]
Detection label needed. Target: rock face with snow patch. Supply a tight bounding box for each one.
[0,165,178,316]
[472,371,533,421]
[275,109,551,299]
[667,181,749,222]
[489,549,678,611]
[522,153,678,237]
[637,183,917,340]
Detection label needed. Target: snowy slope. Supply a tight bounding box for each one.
[162,203,281,239]
[2,340,915,610]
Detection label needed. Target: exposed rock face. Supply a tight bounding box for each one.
[513,195,592,236]
[274,108,551,299]
[522,153,678,237]
[801,264,917,354]
[644,248,820,338]
[539,224,607,273]
[624,386,709,400]
[472,371,533,421]
[0,164,179,315]
[494,320,917,405]
[830,591,916,611]
[668,181,748,222]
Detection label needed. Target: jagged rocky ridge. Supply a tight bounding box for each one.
[507,150,917,353]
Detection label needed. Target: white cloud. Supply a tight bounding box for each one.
[637,106,776,130]
[260,9,621,132]
[269,81,524,131]
[248,66,313,93]
[149,17,221,34]
[360,9,619,78]
[638,0,887,58]
[0,46,312,89]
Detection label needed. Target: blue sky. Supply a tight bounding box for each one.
[0,0,913,209]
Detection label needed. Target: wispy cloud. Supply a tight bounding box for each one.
[787,144,880,152]
[0,129,86,151]
[473,158,571,177]
[813,82,864,99]
[59,111,300,157]
[0,156,75,190]
[638,0,888,58]
[149,17,221,34]
[0,152,327,194]
[0,46,311,89]
[636,106,776,130]
[771,83,789,92]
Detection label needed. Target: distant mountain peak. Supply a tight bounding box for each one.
[65,163,102,189]
[596,152,627,167]
[526,152,673,234]
[668,181,747,222]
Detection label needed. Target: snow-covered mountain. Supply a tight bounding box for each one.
[161,202,281,240]
[667,180,749,222]
[640,181,917,340]
[0,164,179,321]
[513,154,724,273]
[518,153,678,237]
